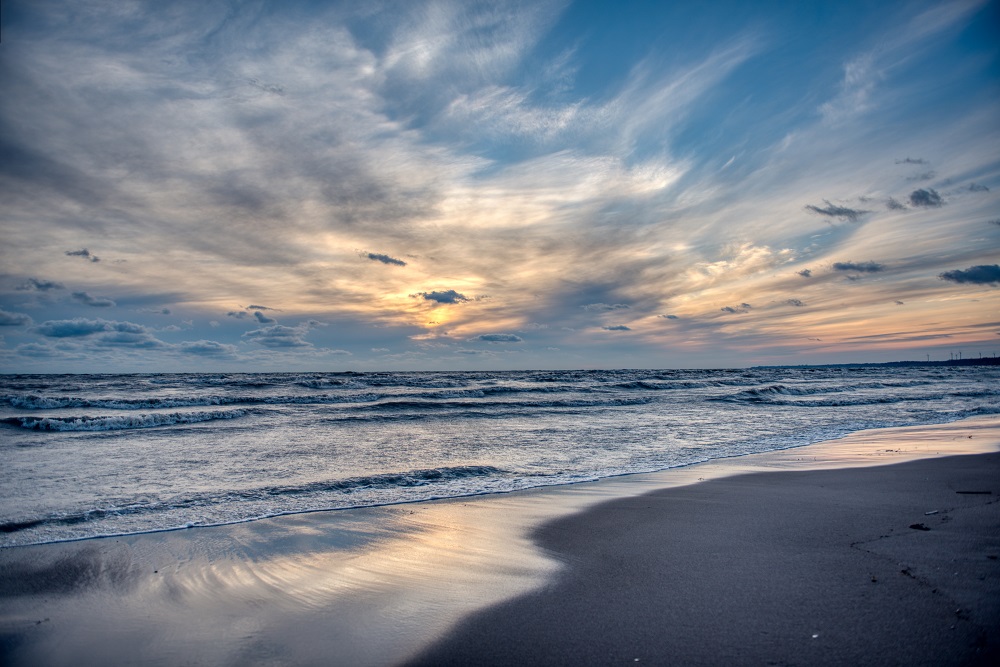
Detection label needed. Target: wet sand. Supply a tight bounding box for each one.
[408,451,1000,666]
[1,417,998,666]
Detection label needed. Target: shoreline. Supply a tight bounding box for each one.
[2,416,998,665]
[4,413,996,551]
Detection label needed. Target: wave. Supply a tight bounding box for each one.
[612,380,708,390]
[1,392,385,410]
[355,396,655,412]
[1,408,255,432]
[718,380,946,403]
[2,384,593,411]
[0,465,506,535]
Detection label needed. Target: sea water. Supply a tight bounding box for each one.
[1,366,998,547]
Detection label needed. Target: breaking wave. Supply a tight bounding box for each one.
[1,408,255,431]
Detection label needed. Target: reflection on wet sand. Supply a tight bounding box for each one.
[1,417,998,666]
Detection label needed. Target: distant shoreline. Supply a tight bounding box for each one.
[757,357,1000,369]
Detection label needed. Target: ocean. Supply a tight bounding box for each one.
[2,366,998,548]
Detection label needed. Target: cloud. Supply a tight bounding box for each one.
[660,314,679,320]
[906,171,935,181]
[247,304,279,311]
[885,197,906,210]
[968,183,989,192]
[895,157,927,165]
[65,248,100,262]
[241,324,313,347]
[786,299,805,307]
[0,0,994,371]
[176,340,240,358]
[721,303,752,314]
[18,278,64,291]
[365,252,407,267]
[804,201,867,221]
[137,307,171,315]
[253,310,276,324]
[227,311,250,319]
[15,343,63,358]
[247,78,284,96]
[894,300,904,305]
[0,309,32,326]
[602,325,631,331]
[71,291,116,307]
[908,188,942,207]
[34,318,148,338]
[582,303,630,311]
[413,290,470,304]
[797,269,812,277]
[938,264,1000,286]
[832,261,885,273]
[468,333,523,343]
[96,331,167,349]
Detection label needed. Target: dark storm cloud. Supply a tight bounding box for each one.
[832,261,885,273]
[71,291,116,307]
[938,264,1000,285]
[0,309,32,326]
[797,269,812,277]
[468,333,523,342]
[804,201,867,221]
[721,303,752,314]
[895,158,927,165]
[582,303,630,311]
[253,311,276,324]
[177,340,239,358]
[241,324,312,347]
[968,183,989,192]
[365,252,407,267]
[34,318,148,338]
[18,278,64,291]
[413,290,470,304]
[908,188,942,207]
[602,325,631,331]
[65,248,100,262]
[885,198,906,210]
[786,299,805,307]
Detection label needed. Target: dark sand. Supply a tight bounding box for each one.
[1,418,998,666]
[408,453,1000,667]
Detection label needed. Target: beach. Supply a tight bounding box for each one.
[2,417,998,666]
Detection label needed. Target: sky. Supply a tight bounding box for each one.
[0,0,998,372]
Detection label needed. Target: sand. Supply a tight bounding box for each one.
[1,417,998,666]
